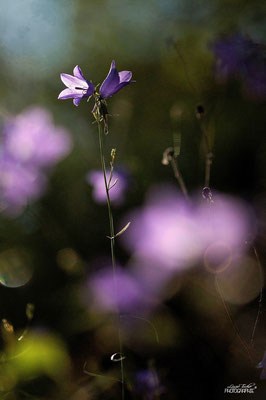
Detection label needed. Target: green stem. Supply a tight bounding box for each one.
[250,246,263,347]
[169,157,189,200]
[200,121,213,188]
[97,122,125,400]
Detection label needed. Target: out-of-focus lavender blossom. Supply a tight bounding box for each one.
[257,351,266,380]
[0,107,72,215]
[121,186,255,273]
[0,156,46,214]
[211,34,252,80]
[85,266,155,314]
[4,108,72,168]
[211,34,266,99]
[58,65,95,106]
[197,194,253,251]
[99,60,135,99]
[121,187,203,271]
[86,168,128,206]
[134,369,162,399]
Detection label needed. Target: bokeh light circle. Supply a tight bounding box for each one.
[215,256,263,305]
[204,241,232,274]
[0,248,33,288]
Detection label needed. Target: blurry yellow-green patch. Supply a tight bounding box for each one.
[10,332,70,382]
[0,361,17,392]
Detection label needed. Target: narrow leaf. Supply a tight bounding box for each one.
[107,222,131,240]
[109,178,118,190]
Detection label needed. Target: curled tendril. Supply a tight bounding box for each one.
[202,186,213,203]
[110,352,126,362]
[162,147,175,165]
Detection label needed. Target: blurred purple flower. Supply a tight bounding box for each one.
[4,108,72,168]
[0,107,72,215]
[196,194,253,251]
[257,351,266,380]
[121,186,255,272]
[58,65,95,106]
[134,369,162,399]
[212,34,252,80]
[99,60,135,99]
[0,156,46,214]
[86,266,154,314]
[121,187,203,271]
[211,34,266,99]
[86,168,128,206]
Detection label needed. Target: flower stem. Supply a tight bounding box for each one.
[97,121,125,400]
[169,157,189,200]
[200,121,213,188]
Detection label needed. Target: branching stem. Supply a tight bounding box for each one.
[97,122,125,400]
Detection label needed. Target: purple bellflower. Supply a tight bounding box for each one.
[99,60,135,99]
[93,60,134,134]
[58,65,95,106]
[58,61,134,133]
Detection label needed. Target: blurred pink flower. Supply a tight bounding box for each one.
[0,156,46,214]
[120,186,255,272]
[134,369,163,399]
[4,107,72,168]
[0,107,72,215]
[87,168,128,206]
[85,266,157,314]
[121,187,202,271]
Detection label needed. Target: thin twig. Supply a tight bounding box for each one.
[120,314,159,344]
[173,42,197,96]
[171,41,214,188]
[199,120,213,188]
[215,276,253,364]
[169,157,189,200]
[250,246,264,347]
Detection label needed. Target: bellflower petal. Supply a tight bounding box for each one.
[99,61,119,98]
[99,60,135,98]
[73,65,86,80]
[58,88,80,100]
[73,98,82,106]
[60,73,88,90]
[58,66,95,105]
[118,71,132,81]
